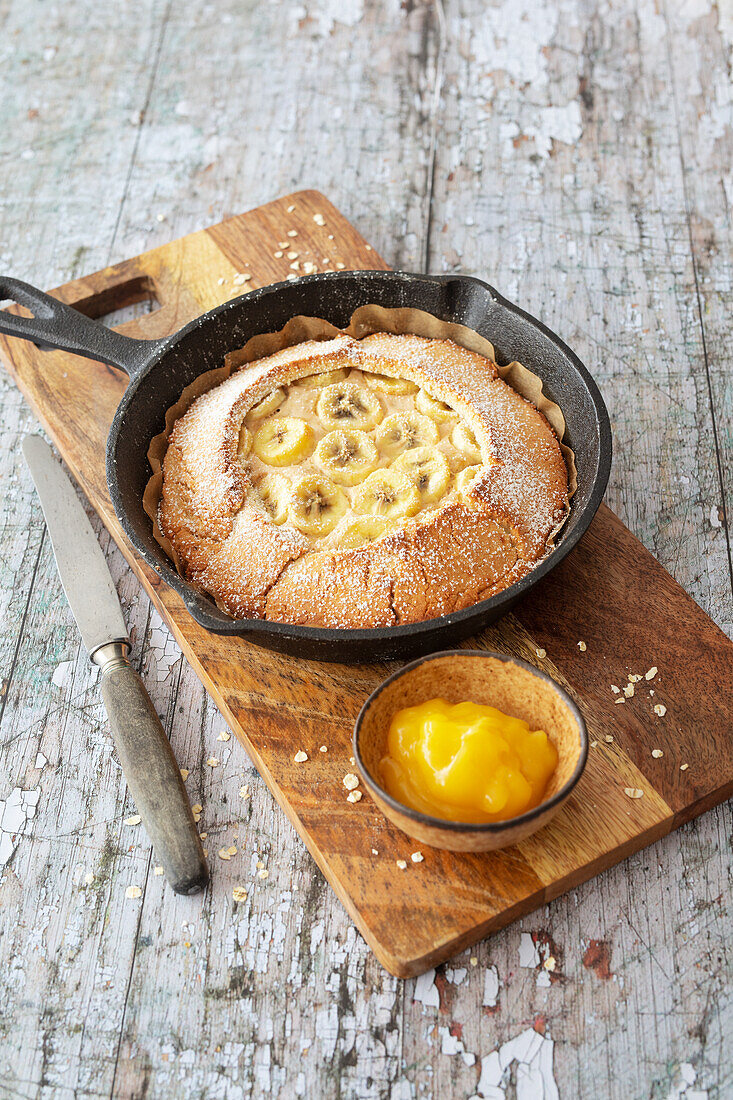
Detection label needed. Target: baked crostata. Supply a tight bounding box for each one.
[159,333,569,628]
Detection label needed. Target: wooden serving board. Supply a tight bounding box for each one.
[2,191,732,978]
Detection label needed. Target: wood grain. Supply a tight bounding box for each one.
[1,190,731,981]
[1,1,731,1097]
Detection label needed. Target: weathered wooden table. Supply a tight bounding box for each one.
[1,2,730,1097]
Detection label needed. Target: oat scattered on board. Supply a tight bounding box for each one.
[233,886,248,902]
[624,787,644,799]
[84,872,95,885]
[652,748,664,758]
[614,698,625,705]
[126,885,142,899]
[591,740,599,747]
[577,640,587,652]
[274,250,283,258]
[347,790,362,803]
[680,763,689,771]
[371,848,378,855]
[206,757,219,767]
[544,956,557,972]
[192,803,202,814]
[294,750,308,763]
[628,674,642,683]
[289,261,300,271]
[217,731,230,742]
[536,648,546,659]
[287,250,298,260]
[411,851,424,863]
[286,273,298,281]
[217,276,225,286]
[124,814,141,826]
[239,784,250,797]
[302,261,317,275]
[232,272,252,285]
[604,735,614,743]
[470,956,478,966]
[645,667,658,680]
[218,848,232,861]
[654,704,667,717]
[154,866,164,876]
[258,868,269,879]
[278,240,288,247]
[336,261,346,269]
[319,745,328,753]
[287,204,295,212]
[623,683,635,698]
[611,685,620,694]
[343,773,359,790]
[396,859,407,870]
[313,213,326,226]
[199,832,207,840]
[287,229,298,237]
[180,768,189,780]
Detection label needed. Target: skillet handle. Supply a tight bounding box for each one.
[0,276,163,377]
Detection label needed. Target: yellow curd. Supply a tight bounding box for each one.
[379,698,558,823]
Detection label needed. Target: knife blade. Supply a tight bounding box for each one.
[22,435,208,895]
[22,435,128,657]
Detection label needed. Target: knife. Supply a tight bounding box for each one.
[22,435,208,896]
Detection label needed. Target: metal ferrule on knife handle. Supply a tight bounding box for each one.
[91,640,132,673]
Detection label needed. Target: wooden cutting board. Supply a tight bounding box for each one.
[2,191,732,978]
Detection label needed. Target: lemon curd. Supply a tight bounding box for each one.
[379,698,558,824]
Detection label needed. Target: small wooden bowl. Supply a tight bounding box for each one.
[354,650,588,852]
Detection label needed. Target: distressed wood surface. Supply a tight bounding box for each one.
[0,1,730,1098]
[4,189,733,983]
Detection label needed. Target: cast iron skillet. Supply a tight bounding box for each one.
[0,271,612,662]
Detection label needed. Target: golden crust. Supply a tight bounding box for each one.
[159,333,570,627]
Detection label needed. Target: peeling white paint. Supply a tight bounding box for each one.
[0,786,40,866]
[445,966,468,985]
[663,1061,708,1100]
[413,968,440,1009]
[474,1027,558,1099]
[148,609,181,681]
[34,752,47,769]
[52,660,74,688]
[439,1026,476,1067]
[483,965,501,1007]
[519,933,541,968]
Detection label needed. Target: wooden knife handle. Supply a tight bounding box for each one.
[94,643,209,895]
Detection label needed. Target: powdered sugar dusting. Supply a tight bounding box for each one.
[160,333,568,626]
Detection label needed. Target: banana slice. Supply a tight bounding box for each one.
[353,469,420,521]
[313,429,378,486]
[249,386,286,420]
[316,382,383,431]
[451,422,482,463]
[454,464,482,496]
[364,371,419,396]
[253,417,314,466]
[289,475,348,537]
[394,447,451,505]
[375,412,439,459]
[254,473,291,524]
[338,516,391,549]
[416,388,458,424]
[295,368,349,390]
[237,425,252,458]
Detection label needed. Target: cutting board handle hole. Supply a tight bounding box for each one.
[68,275,160,329]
